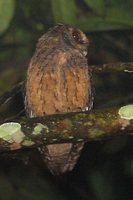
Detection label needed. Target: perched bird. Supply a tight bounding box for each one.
[25,23,93,175]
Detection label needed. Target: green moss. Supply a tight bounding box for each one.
[119,104,133,119]
[33,123,49,135]
[61,118,72,129]
[74,113,87,120]
[22,140,35,146]
[89,128,105,138]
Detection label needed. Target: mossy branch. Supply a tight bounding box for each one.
[90,62,133,73]
[0,105,133,151]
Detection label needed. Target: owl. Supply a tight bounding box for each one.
[25,23,93,175]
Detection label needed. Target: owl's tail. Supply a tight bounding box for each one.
[38,142,84,175]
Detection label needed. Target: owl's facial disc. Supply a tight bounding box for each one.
[53,24,89,56]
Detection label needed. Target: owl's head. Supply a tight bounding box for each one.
[38,24,89,56]
[47,23,90,56]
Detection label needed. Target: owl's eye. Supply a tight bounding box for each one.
[72,30,82,43]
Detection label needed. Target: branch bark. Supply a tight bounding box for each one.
[0,105,132,151]
[90,62,133,73]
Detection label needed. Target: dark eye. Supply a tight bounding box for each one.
[72,30,81,43]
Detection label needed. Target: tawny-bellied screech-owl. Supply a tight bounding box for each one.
[25,23,93,175]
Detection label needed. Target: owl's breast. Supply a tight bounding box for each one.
[26,53,90,117]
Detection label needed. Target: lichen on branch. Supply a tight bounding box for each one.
[0,105,132,151]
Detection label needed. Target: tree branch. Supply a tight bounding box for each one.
[0,105,132,151]
[90,62,133,73]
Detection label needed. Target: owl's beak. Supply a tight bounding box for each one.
[83,50,87,56]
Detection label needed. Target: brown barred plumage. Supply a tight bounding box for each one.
[25,24,93,175]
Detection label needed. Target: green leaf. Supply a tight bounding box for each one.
[51,0,77,24]
[0,0,15,34]
[84,0,105,15]
[105,7,133,26]
[50,0,133,31]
